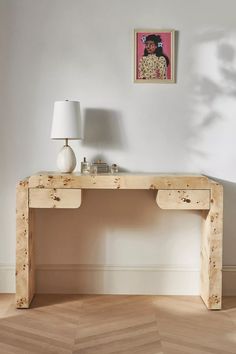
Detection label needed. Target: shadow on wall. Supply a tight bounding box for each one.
[35,189,201,294]
[188,29,236,182]
[188,30,236,278]
[82,108,127,151]
[35,190,160,266]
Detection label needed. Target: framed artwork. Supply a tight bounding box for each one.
[134,29,175,83]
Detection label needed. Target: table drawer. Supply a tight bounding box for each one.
[156,189,210,210]
[29,188,81,208]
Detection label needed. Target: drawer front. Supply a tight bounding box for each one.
[29,188,81,208]
[156,189,210,210]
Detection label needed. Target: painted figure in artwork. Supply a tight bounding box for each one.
[138,34,169,80]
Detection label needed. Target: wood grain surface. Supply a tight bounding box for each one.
[0,294,235,354]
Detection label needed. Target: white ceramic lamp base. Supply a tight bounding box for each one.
[57,145,76,173]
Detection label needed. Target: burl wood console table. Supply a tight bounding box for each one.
[16,173,223,309]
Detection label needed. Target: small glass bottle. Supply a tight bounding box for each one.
[110,164,118,174]
[90,164,98,176]
[81,157,90,174]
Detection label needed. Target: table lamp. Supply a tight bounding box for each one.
[51,100,82,173]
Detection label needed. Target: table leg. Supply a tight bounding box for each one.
[201,182,223,309]
[16,180,35,308]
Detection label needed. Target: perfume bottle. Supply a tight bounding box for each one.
[110,164,118,174]
[81,157,90,174]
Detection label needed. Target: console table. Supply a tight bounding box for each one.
[16,173,223,310]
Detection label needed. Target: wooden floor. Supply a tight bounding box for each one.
[0,295,236,354]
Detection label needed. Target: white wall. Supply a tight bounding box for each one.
[0,0,236,294]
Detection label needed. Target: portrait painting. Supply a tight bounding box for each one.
[134,29,175,83]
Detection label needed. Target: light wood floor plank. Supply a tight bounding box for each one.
[0,294,235,354]
[152,296,236,354]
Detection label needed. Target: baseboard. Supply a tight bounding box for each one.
[1,264,236,295]
[0,264,15,293]
[36,264,200,295]
[222,266,236,296]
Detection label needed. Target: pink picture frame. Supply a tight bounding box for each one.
[134,29,175,83]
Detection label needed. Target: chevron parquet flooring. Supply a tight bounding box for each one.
[0,295,235,354]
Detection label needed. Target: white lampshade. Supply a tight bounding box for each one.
[51,100,82,140]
